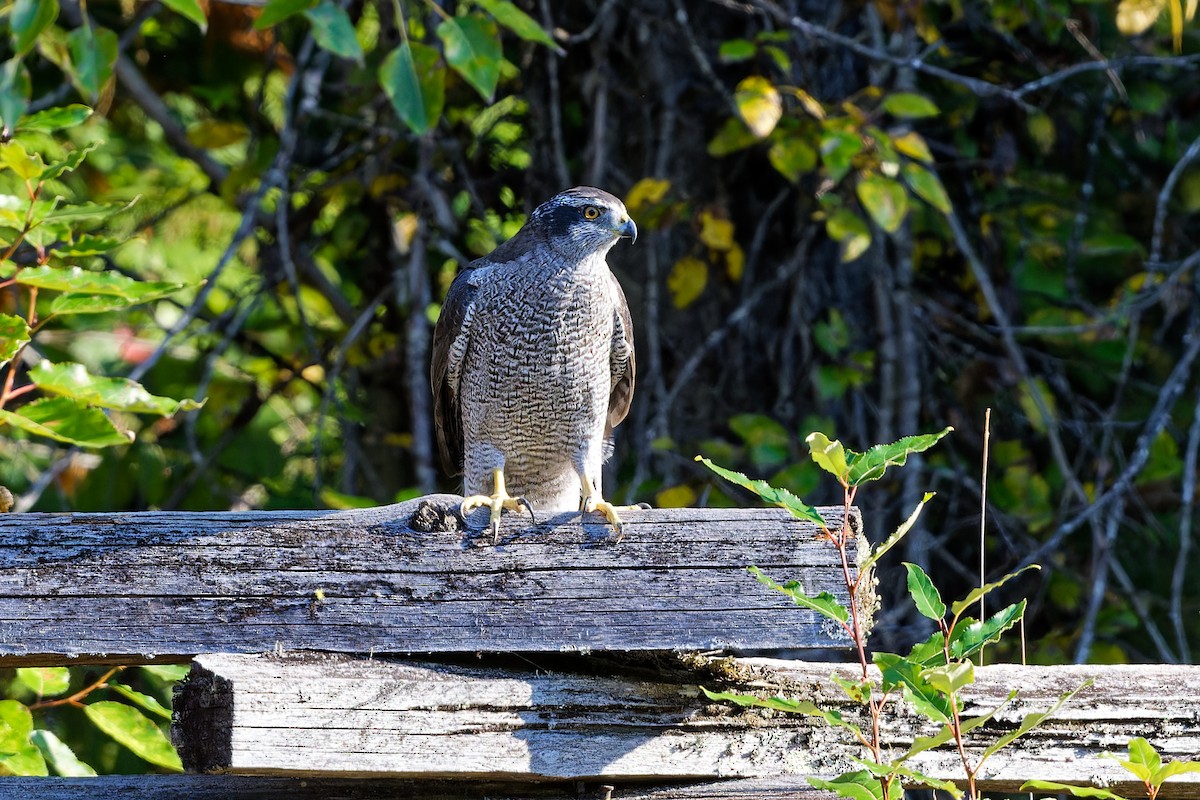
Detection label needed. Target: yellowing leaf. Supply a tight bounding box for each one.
[1117,0,1163,35]
[788,87,826,120]
[698,210,734,250]
[725,242,745,281]
[667,256,708,309]
[893,131,934,163]
[708,117,759,156]
[826,209,871,262]
[734,76,782,138]
[187,120,249,149]
[626,177,670,214]
[1027,113,1056,155]
[856,174,909,233]
[656,484,697,508]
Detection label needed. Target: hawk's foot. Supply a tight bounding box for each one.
[461,469,534,543]
[582,495,626,542]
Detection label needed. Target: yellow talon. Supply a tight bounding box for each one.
[580,479,626,542]
[461,468,534,542]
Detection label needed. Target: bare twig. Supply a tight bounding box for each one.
[1150,132,1200,266]
[1072,496,1123,664]
[1020,312,1200,571]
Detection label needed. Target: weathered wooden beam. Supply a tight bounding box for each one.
[0,497,868,665]
[174,653,1200,797]
[0,775,836,799]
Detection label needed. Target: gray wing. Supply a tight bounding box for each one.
[430,265,479,477]
[430,232,536,476]
[606,270,635,439]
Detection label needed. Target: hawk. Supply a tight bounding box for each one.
[431,186,637,538]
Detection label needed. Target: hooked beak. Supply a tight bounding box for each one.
[618,217,638,245]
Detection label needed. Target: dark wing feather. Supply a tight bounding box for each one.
[606,270,635,438]
[430,265,478,476]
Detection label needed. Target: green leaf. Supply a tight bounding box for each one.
[810,770,902,800]
[139,664,191,683]
[51,234,125,257]
[825,208,871,262]
[734,76,782,138]
[0,397,134,448]
[882,92,939,118]
[0,58,31,134]
[718,38,756,62]
[0,140,43,181]
[873,652,953,723]
[946,600,1027,661]
[819,128,865,183]
[108,683,173,721]
[857,173,909,234]
[923,660,974,694]
[255,0,320,28]
[380,43,441,135]
[159,0,207,28]
[728,413,790,469]
[902,162,952,214]
[15,667,70,698]
[0,314,31,365]
[805,431,850,482]
[10,0,59,56]
[850,758,964,798]
[1112,736,1158,782]
[695,455,826,526]
[66,25,119,101]
[904,562,946,620]
[16,265,191,298]
[702,687,862,738]
[749,566,850,625]
[1154,758,1200,785]
[0,699,48,776]
[707,116,759,157]
[31,730,96,777]
[438,15,501,102]
[981,681,1090,763]
[473,0,563,53]
[40,141,100,182]
[303,1,363,64]
[1020,780,1125,800]
[30,362,204,416]
[16,104,93,133]
[830,674,871,704]
[768,135,818,183]
[950,564,1040,618]
[861,492,935,575]
[83,701,182,771]
[846,427,953,485]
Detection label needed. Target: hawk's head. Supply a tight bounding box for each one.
[529,186,637,256]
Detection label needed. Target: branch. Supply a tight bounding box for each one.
[1019,310,1200,571]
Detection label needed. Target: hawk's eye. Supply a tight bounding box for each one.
[583,205,601,221]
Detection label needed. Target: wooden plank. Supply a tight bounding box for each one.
[174,653,1200,798]
[0,497,869,664]
[0,775,836,799]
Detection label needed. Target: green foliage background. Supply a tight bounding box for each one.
[1,0,1200,775]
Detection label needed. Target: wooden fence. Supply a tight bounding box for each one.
[2,495,1198,798]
